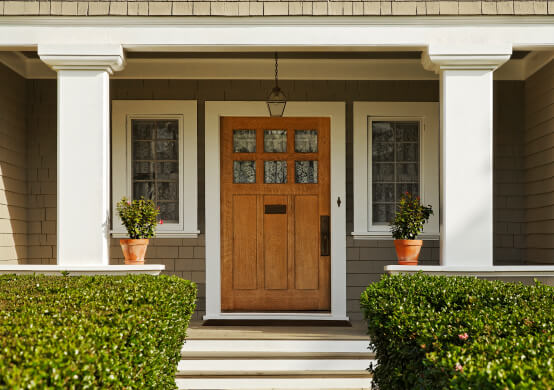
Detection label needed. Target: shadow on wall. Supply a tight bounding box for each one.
[0,63,28,264]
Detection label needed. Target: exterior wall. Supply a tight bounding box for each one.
[0,0,551,16]
[26,80,57,265]
[494,81,526,265]
[24,78,528,320]
[524,60,554,264]
[0,64,27,264]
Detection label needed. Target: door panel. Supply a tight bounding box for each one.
[294,195,320,290]
[221,117,330,312]
[232,195,257,290]
[263,195,288,290]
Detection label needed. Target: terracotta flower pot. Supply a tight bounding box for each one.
[120,239,149,265]
[394,239,423,265]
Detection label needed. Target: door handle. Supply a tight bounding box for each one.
[320,216,330,256]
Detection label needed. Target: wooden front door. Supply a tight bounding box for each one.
[221,117,331,312]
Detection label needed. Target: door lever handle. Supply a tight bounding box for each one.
[320,216,330,256]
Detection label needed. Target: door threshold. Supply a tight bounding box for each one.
[203,313,350,322]
[202,319,351,327]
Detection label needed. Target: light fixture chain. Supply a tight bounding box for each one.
[274,52,279,88]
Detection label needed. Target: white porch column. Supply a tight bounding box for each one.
[423,48,510,267]
[39,45,125,266]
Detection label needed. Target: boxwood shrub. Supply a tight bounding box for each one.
[361,274,553,390]
[0,274,196,389]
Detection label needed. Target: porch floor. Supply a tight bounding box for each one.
[186,320,368,340]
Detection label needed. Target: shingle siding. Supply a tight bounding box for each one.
[0,0,551,16]
[524,60,554,265]
[0,65,28,264]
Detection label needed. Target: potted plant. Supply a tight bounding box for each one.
[390,192,433,265]
[116,197,161,265]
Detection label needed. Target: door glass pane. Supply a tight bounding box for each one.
[295,161,318,184]
[233,161,256,183]
[295,130,318,153]
[132,119,180,223]
[264,161,287,184]
[370,120,420,225]
[264,130,287,153]
[233,130,256,153]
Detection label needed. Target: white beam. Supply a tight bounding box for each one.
[39,45,125,266]
[0,17,553,51]
[423,48,510,267]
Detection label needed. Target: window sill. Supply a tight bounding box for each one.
[351,232,440,240]
[111,231,200,239]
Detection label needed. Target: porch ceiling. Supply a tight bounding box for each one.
[0,49,548,81]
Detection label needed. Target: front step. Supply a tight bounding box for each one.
[177,338,374,390]
[175,377,372,390]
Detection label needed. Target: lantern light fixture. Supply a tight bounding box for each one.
[266,52,287,117]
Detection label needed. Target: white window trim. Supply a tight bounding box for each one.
[111,100,199,238]
[353,102,440,240]
[204,101,347,321]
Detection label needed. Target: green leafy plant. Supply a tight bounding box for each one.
[360,274,554,389]
[117,196,160,239]
[0,274,197,389]
[390,192,433,239]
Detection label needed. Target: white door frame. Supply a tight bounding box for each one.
[204,101,347,321]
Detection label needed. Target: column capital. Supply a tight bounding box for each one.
[38,44,125,74]
[422,46,512,74]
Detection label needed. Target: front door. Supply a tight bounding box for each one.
[221,117,331,312]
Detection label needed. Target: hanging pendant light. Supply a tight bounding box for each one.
[267,52,287,117]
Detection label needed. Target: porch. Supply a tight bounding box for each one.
[0,17,553,322]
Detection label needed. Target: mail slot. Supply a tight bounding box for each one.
[265,204,287,214]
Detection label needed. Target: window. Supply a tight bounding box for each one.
[112,101,199,238]
[353,102,439,239]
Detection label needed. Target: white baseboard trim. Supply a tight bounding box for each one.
[0,264,165,276]
[385,265,554,277]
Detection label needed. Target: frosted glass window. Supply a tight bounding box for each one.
[233,161,256,183]
[132,119,179,222]
[264,161,287,184]
[264,130,287,153]
[295,130,318,153]
[295,161,318,184]
[233,130,256,153]
[371,121,419,224]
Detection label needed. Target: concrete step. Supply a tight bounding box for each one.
[177,358,374,376]
[175,376,371,389]
[177,337,374,389]
[181,339,372,356]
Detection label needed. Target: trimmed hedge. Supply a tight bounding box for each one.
[361,274,554,390]
[0,274,196,389]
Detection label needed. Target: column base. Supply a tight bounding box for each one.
[0,264,165,276]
